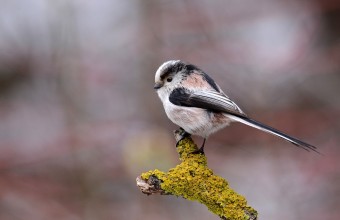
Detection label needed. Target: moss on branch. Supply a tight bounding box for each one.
[136,129,257,220]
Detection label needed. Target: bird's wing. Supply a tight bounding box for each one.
[169,87,246,117]
[169,87,319,153]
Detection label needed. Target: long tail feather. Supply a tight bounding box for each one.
[228,115,320,153]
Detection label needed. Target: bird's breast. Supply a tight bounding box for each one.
[163,101,231,137]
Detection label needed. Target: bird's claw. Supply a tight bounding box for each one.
[175,127,191,147]
[190,146,205,155]
[190,138,206,155]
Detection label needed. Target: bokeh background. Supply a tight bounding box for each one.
[0,0,339,219]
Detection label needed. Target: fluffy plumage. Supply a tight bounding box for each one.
[154,60,318,153]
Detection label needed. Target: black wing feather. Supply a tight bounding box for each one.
[168,87,319,153]
[169,88,245,117]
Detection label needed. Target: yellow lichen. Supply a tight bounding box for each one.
[140,136,257,220]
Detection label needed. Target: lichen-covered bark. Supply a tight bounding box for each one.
[137,129,258,220]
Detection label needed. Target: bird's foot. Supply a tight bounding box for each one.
[190,138,206,155]
[175,127,191,148]
[191,146,205,155]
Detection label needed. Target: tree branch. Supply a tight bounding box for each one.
[136,129,258,220]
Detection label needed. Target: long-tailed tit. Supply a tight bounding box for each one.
[154,60,318,153]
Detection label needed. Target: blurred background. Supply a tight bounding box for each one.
[0,0,339,219]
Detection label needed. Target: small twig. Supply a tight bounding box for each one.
[136,128,258,220]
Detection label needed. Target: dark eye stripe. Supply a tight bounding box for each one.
[160,61,201,80]
[160,69,171,80]
[160,62,185,80]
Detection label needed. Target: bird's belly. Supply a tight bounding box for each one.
[164,103,231,137]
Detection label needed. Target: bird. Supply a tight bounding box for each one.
[153,60,319,154]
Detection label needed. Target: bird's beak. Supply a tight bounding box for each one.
[153,82,163,90]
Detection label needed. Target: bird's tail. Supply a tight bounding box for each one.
[228,115,319,153]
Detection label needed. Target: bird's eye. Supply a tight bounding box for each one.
[167,77,173,82]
